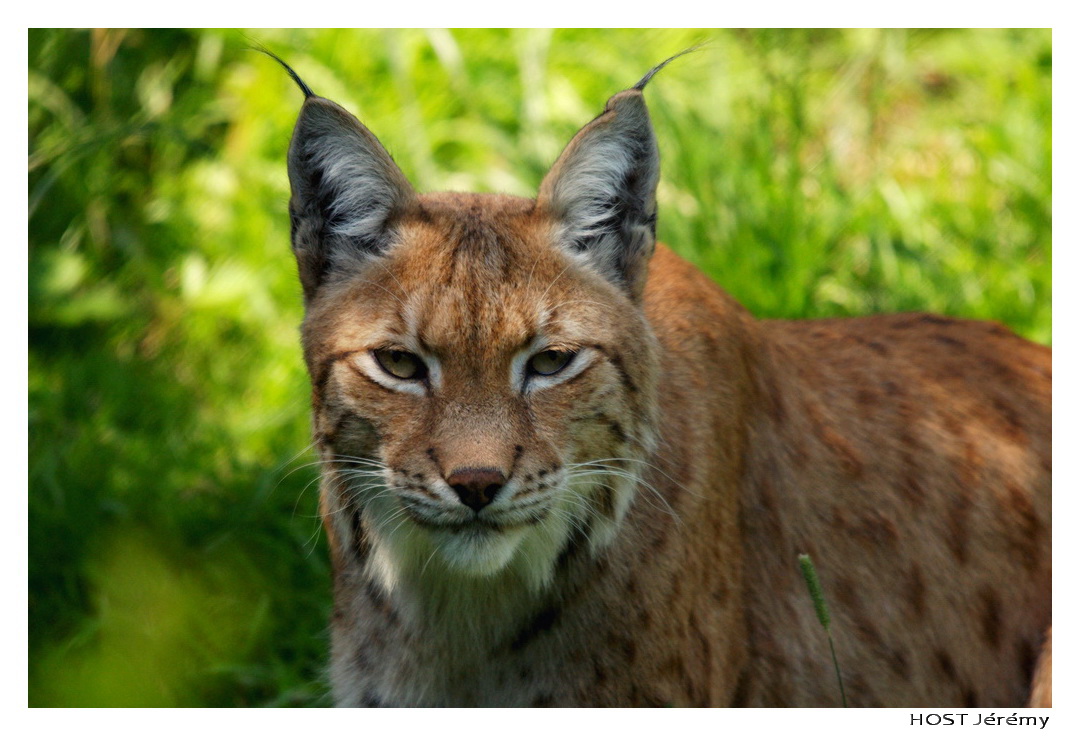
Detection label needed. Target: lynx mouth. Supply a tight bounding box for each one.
[401,504,549,533]
[382,489,568,577]
[405,511,538,577]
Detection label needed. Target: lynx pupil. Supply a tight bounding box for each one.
[529,349,574,376]
[374,348,424,380]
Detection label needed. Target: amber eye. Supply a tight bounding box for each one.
[373,349,426,380]
[528,349,575,377]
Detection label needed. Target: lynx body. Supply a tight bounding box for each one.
[281,58,1051,707]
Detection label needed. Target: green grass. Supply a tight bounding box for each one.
[28,28,1051,706]
[798,553,847,707]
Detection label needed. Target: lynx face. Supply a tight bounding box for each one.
[291,90,661,591]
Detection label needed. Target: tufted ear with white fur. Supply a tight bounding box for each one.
[537,89,660,301]
[287,96,416,301]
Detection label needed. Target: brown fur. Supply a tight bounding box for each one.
[284,72,1051,707]
[1028,627,1052,707]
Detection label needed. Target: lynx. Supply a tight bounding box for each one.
[275,53,1051,707]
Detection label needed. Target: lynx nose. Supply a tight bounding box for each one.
[446,467,506,512]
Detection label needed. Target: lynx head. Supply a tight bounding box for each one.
[286,67,663,594]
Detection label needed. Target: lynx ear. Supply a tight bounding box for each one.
[287,97,416,300]
[537,89,660,300]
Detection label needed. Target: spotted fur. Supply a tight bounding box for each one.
[280,59,1051,707]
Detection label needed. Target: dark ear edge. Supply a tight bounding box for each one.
[287,97,416,300]
[537,88,660,301]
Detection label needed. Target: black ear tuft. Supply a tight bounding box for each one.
[632,43,706,91]
[253,45,316,98]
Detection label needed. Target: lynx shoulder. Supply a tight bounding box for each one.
[276,53,1051,707]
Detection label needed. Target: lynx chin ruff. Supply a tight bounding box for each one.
[275,52,1051,707]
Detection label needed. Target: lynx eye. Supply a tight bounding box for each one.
[528,349,575,377]
[373,348,426,380]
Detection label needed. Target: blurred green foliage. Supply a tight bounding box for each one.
[28,29,1051,706]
